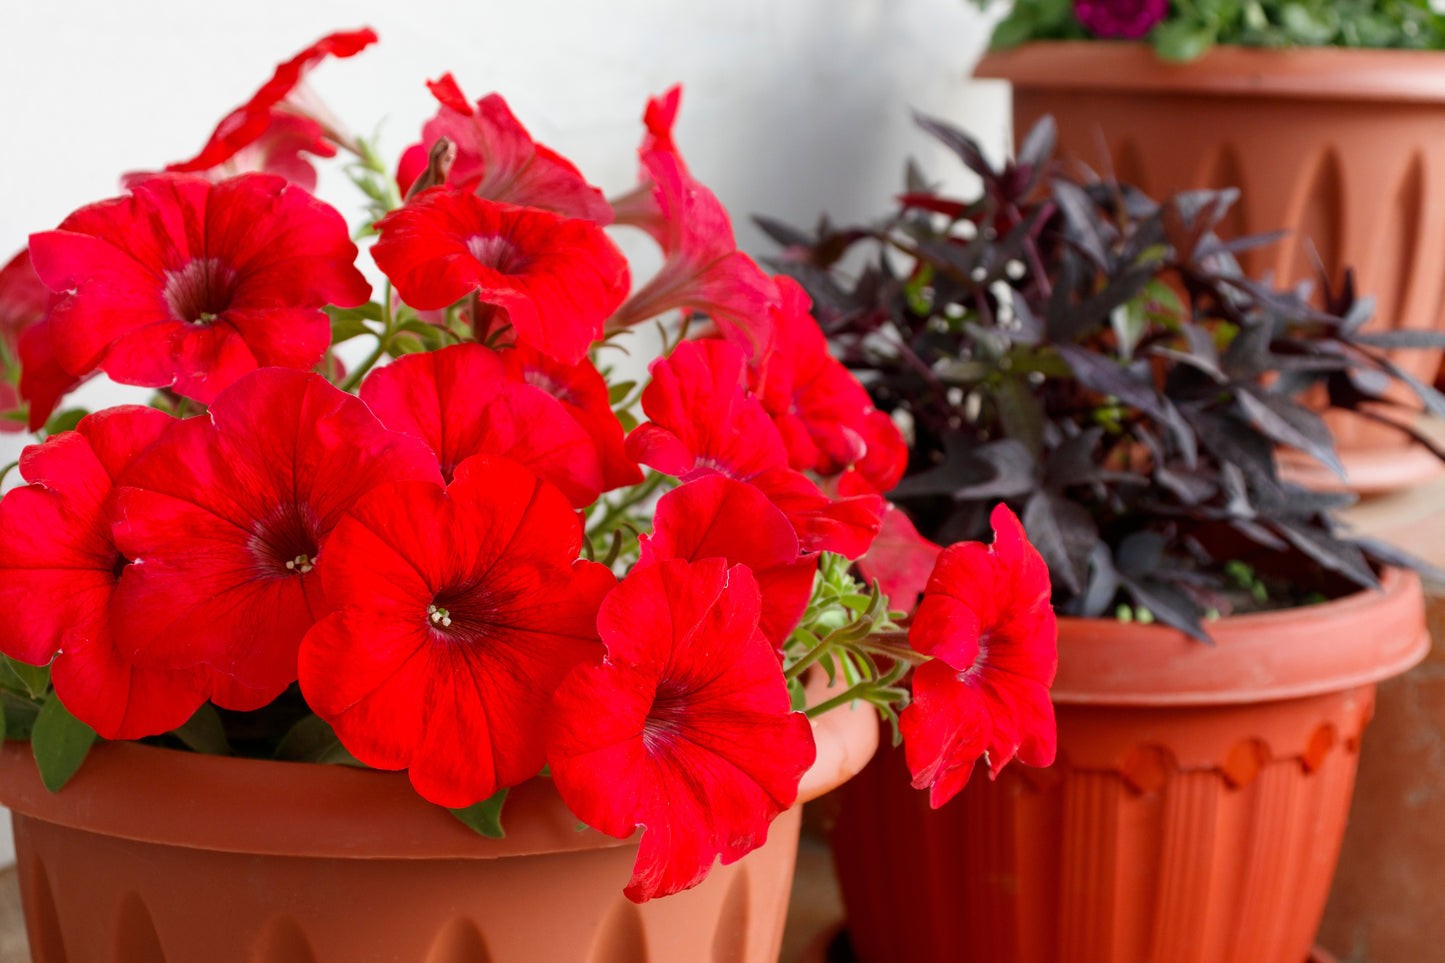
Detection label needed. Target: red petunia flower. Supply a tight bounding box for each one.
[625,339,883,558]
[747,276,906,489]
[548,557,815,902]
[110,368,440,702]
[607,150,779,354]
[395,75,611,223]
[29,173,370,404]
[17,320,88,433]
[0,406,212,739]
[359,342,602,507]
[299,455,616,808]
[497,341,643,491]
[0,249,66,432]
[371,189,629,365]
[899,503,1058,809]
[856,502,942,612]
[130,28,378,191]
[639,475,817,651]
[609,86,686,246]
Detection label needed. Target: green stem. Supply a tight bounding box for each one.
[853,636,928,667]
[804,681,878,719]
[339,282,394,393]
[783,633,838,682]
[587,471,669,535]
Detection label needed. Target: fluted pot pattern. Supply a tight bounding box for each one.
[830,568,1429,963]
[0,679,879,963]
[976,44,1445,491]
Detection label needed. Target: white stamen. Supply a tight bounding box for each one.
[288,554,313,574]
[428,604,452,628]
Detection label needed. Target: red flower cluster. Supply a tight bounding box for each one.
[0,29,1057,910]
[130,28,378,192]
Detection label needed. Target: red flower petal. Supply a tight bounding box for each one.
[0,249,82,431]
[625,340,882,557]
[497,341,643,491]
[30,173,370,403]
[299,455,615,807]
[360,342,602,507]
[371,190,629,365]
[900,504,1058,807]
[608,151,778,354]
[746,277,907,488]
[856,502,942,611]
[147,28,377,185]
[639,476,816,650]
[642,85,683,161]
[110,369,440,698]
[548,558,815,901]
[0,248,50,349]
[397,76,611,223]
[0,406,212,739]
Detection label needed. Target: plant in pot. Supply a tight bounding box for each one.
[969,0,1445,492]
[0,29,1061,963]
[759,113,1437,963]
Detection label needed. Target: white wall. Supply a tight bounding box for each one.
[0,0,1010,864]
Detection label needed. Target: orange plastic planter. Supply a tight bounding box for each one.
[977,43,1445,491]
[0,684,878,963]
[831,568,1429,963]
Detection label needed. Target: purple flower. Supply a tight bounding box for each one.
[1074,0,1168,39]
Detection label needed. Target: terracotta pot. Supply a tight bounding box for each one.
[830,568,1428,963]
[0,685,878,963]
[976,43,1445,491]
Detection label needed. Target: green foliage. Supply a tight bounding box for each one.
[450,787,509,839]
[978,0,1445,60]
[31,694,96,792]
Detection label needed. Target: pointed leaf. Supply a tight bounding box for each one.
[451,787,509,839]
[31,694,96,792]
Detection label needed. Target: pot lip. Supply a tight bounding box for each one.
[974,41,1445,104]
[0,674,878,860]
[1052,566,1430,706]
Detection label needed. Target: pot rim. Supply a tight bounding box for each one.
[0,673,878,860]
[975,41,1445,104]
[1053,566,1429,706]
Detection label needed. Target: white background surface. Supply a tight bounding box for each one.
[0,0,1009,865]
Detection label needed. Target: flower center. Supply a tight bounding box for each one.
[642,682,690,753]
[163,257,240,325]
[247,502,323,579]
[466,235,528,275]
[427,603,452,628]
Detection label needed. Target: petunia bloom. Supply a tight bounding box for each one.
[110,368,440,703]
[0,406,211,739]
[359,342,603,507]
[548,557,815,902]
[395,75,611,223]
[371,189,629,365]
[299,455,616,808]
[855,501,942,613]
[497,341,643,491]
[899,503,1058,809]
[639,475,817,651]
[1,247,91,432]
[625,339,883,558]
[746,276,906,490]
[606,150,779,354]
[609,85,686,246]
[1073,0,1167,39]
[129,28,378,191]
[29,173,370,404]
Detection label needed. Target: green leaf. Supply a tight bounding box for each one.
[788,676,808,712]
[0,460,19,487]
[31,694,96,792]
[616,409,639,432]
[171,703,231,755]
[1,656,50,699]
[450,787,509,839]
[2,691,40,741]
[1152,20,1218,61]
[42,408,88,437]
[274,713,361,765]
[608,381,637,405]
